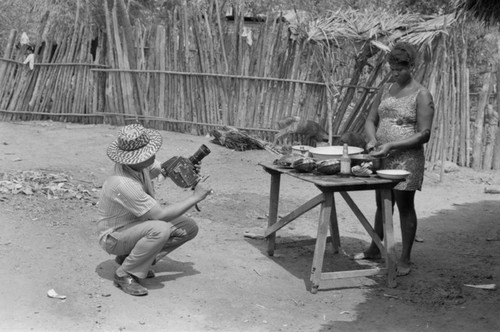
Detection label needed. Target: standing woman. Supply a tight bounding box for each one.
[355,42,435,276]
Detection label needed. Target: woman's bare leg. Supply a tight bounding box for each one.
[394,190,417,275]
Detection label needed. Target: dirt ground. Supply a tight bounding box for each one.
[0,120,499,332]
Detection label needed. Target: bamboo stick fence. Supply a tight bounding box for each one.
[0,27,107,124]
[0,5,498,171]
[93,9,338,139]
[420,25,500,170]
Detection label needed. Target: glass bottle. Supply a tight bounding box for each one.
[340,143,351,176]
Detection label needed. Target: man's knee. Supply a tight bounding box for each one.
[182,217,199,240]
[145,220,172,240]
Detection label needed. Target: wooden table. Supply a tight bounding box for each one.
[259,163,402,293]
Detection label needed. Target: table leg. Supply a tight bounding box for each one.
[329,193,340,254]
[380,188,397,287]
[267,172,281,256]
[310,191,334,293]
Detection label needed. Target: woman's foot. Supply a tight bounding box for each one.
[396,262,411,276]
[353,250,382,261]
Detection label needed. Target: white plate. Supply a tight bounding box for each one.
[309,146,364,161]
[376,169,410,179]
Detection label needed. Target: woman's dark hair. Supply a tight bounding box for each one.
[387,42,417,67]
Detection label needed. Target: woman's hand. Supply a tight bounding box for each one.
[366,139,378,152]
[369,143,392,158]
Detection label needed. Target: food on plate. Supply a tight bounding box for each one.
[292,157,316,173]
[350,154,381,170]
[351,163,373,177]
[273,153,304,168]
[316,159,341,175]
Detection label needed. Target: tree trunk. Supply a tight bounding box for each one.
[483,104,498,169]
[492,52,500,169]
[472,70,493,170]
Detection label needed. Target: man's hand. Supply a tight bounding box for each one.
[193,162,202,174]
[193,182,213,201]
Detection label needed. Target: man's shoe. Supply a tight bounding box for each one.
[113,273,148,296]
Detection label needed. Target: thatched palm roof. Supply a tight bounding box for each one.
[301,9,455,55]
[456,0,500,26]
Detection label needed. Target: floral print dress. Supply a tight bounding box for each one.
[376,84,425,191]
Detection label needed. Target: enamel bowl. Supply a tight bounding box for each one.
[309,146,364,161]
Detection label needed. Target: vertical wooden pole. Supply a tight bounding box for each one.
[492,45,500,169]
[310,191,332,294]
[472,71,492,170]
[439,31,449,182]
[266,171,281,257]
[465,69,471,167]
[483,104,498,169]
[380,188,397,288]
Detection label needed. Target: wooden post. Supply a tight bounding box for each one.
[492,51,500,169]
[465,69,471,167]
[483,104,498,169]
[472,70,493,170]
[439,33,449,182]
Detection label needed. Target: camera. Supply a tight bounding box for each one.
[161,144,211,189]
[188,144,211,165]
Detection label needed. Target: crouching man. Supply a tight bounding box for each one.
[97,124,212,296]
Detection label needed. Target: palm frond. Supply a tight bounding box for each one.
[303,8,453,60]
[456,0,500,26]
[400,14,456,57]
[304,9,423,44]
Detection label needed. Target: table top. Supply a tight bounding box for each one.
[259,163,402,191]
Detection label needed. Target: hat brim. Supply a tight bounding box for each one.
[107,128,162,165]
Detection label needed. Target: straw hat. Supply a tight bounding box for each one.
[107,124,162,165]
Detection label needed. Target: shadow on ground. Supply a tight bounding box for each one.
[245,200,500,331]
[315,200,500,332]
[246,233,392,292]
[95,257,200,290]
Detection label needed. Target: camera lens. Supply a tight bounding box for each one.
[189,144,211,164]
